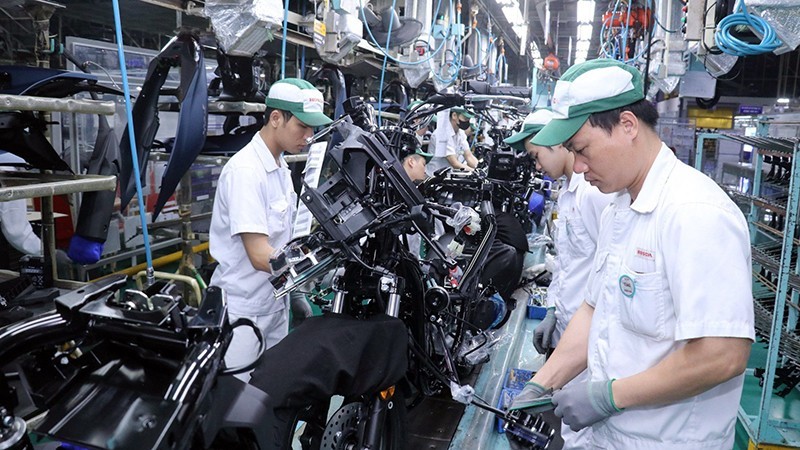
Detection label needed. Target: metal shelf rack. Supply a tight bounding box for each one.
[696,123,800,446]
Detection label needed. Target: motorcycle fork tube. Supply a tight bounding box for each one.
[331,289,346,313]
[381,275,404,318]
[362,395,389,449]
[387,292,401,318]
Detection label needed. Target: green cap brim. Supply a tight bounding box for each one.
[504,130,535,151]
[293,111,333,128]
[530,114,590,147]
[416,149,433,158]
[452,108,474,119]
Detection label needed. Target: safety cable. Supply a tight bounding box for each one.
[715,0,781,56]
[111,0,155,284]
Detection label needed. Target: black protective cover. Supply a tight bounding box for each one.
[249,313,408,408]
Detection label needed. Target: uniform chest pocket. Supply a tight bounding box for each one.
[564,216,594,258]
[616,263,667,340]
[268,199,290,234]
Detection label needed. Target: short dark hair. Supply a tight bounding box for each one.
[587,99,659,135]
[265,107,293,123]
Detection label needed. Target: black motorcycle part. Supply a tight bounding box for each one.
[73,115,119,243]
[119,32,208,218]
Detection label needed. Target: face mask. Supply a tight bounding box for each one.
[457,119,471,130]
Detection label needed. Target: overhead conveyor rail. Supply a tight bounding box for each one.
[0,94,116,115]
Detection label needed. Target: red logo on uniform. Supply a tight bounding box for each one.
[636,248,654,259]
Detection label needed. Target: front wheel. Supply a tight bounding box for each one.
[290,394,406,450]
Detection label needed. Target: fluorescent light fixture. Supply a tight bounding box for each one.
[777,98,791,104]
[577,0,596,23]
[578,24,593,41]
[576,40,590,52]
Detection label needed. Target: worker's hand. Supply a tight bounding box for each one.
[532,307,556,354]
[289,291,313,328]
[509,381,551,412]
[552,380,622,431]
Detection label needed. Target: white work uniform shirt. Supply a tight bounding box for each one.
[547,172,613,346]
[0,198,41,255]
[586,144,754,449]
[426,123,470,176]
[210,134,296,316]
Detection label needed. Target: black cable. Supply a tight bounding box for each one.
[703,1,724,55]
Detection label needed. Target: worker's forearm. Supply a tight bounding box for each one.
[465,152,478,168]
[240,232,276,273]
[612,337,751,409]
[531,302,592,389]
[446,157,471,171]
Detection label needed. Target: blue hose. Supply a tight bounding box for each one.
[715,1,781,56]
[360,0,447,66]
[111,0,154,280]
[377,0,398,127]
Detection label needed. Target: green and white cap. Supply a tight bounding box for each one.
[265,78,333,127]
[504,109,555,151]
[531,59,644,147]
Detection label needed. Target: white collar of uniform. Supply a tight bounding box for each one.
[251,133,283,173]
[629,142,678,214]
[434,121,459,139]
[566,172,583,193]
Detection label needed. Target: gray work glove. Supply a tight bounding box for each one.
[532,307,556,354]
[552,379,622,431]
[509,382,553,413]
[289,291,313,329]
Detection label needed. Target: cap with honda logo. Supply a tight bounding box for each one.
[265,78,333,127]
[531,59,644,147]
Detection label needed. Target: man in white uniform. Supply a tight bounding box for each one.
[210,78,332,380]
[0,152,41,258]
[426,108,478,176]
[511,59,754,449]
[506,109,614,449]
[0,200,41,257]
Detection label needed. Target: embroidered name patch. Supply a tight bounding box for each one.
[635,247,655,261]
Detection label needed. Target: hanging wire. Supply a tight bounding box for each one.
[377,0,398,127]
[281,0,290,79]
[111,0,154,284]
[359,0,448,66]
[433,0,464,85]
[715,0,781,56]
